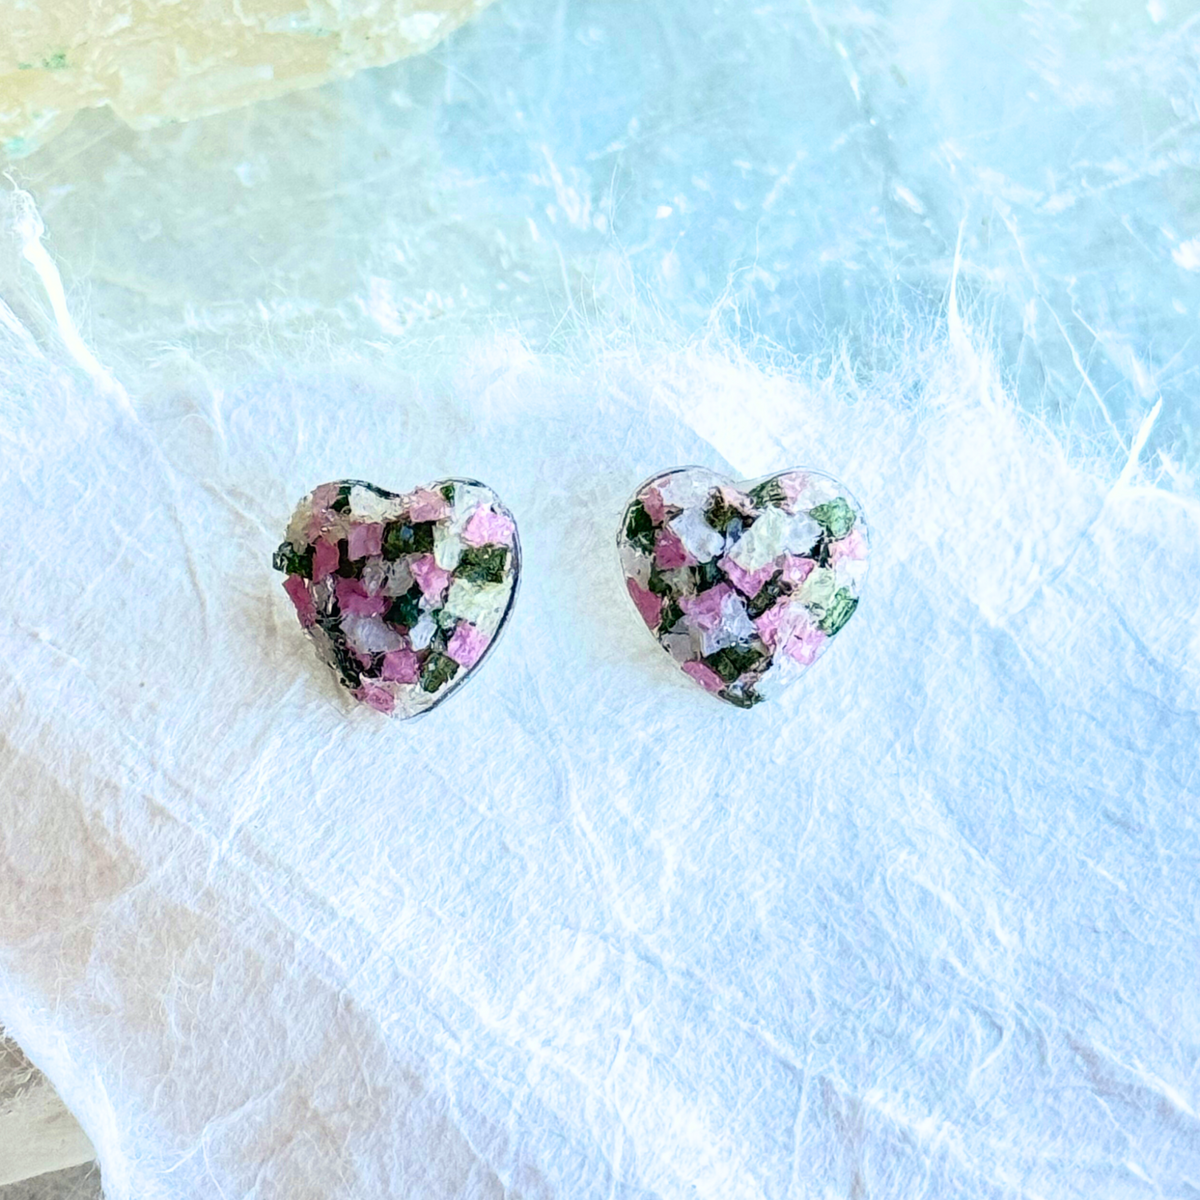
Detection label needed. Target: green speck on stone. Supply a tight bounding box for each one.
[819,587,859,636]
[17,63,32,70]
[456,545,507,584]
[330,484,352,514]
[624,499,658,554]
[272,540,313,578]
[434,608,458,632]
[42,51,68,70]
[719,684,763,709]
[705,643,764,683]
[693,558,723,591]
[420,652,459,693]
[440,483,455,504]
[808,497,856,539]
[3,137,30,157]
[749,477,787,509]
[703,489,740,533]
[385,585,422,630]
[657,596,684,634]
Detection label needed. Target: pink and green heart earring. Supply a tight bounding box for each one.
[617,466,868,707]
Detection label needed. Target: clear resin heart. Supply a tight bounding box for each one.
[617,467,868,708]
[273,478,520,717]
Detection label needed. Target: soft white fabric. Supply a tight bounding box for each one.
[1,178,1198,1197]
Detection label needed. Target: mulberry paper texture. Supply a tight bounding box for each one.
[0,0,1198,1196]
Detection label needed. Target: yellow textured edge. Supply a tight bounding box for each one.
[0,0,494,157]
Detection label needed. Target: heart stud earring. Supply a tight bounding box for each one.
[273,478,520,717]
[617,466,868,708]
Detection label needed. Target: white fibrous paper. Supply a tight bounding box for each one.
[0,219,1197,1197]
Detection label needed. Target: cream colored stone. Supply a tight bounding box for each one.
[0,0,494,157]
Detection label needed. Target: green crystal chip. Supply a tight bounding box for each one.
[693,558,724,591]
[382,520,435,560]
[703,489,741,533]
[646,563,673,596]
[705,643,765,683]
[657,596,685,634]
[749,477,787,508]
[381,523,407,560]
[719,683,764,709]
[316,617,363,689]
[745,571,785,618]
[335,538,363,578]
[272,541,313,578]
[808,497,856,539]
[385,585,423,630]
[624,499,658,554]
